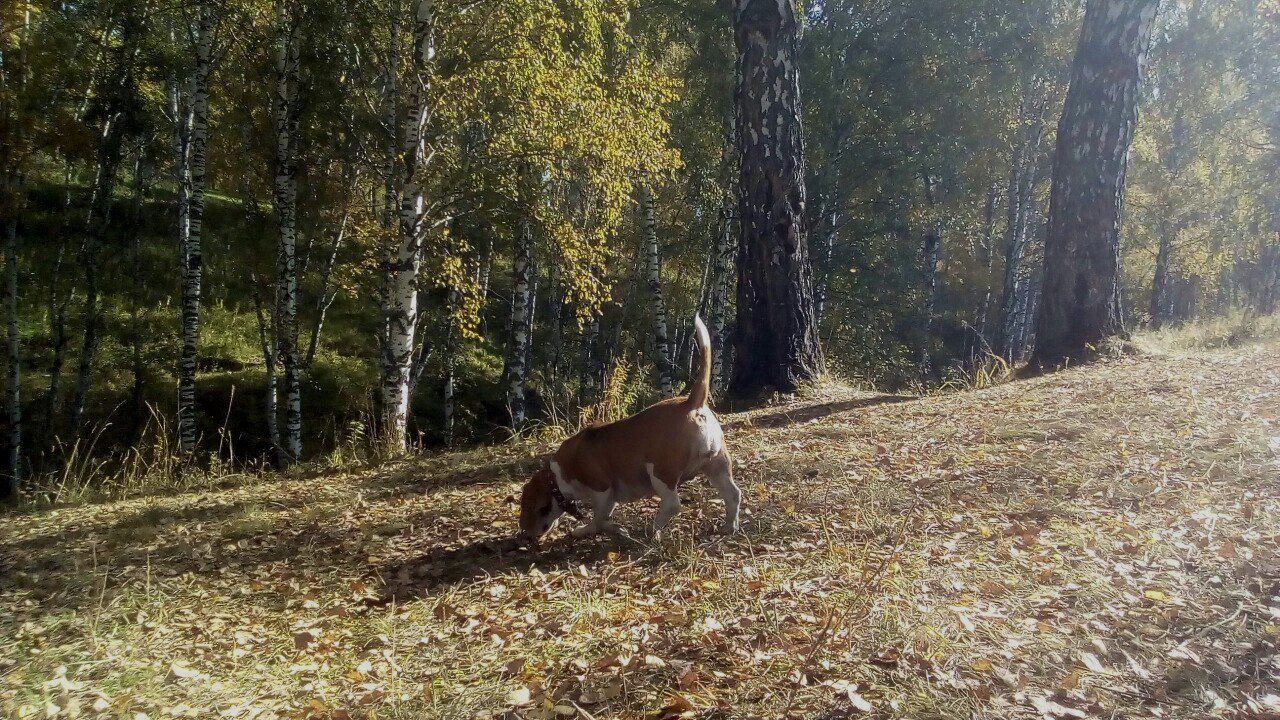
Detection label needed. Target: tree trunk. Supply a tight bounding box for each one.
[379,0,433,452]
[3,217,19,498]
[274,5,302,460]
[442,276,462,446]
[920,176,942,368]
[44,165,76,435]
[709,111,736,396]
[1149,112,1185,329]
[998,88,1046,360]
[129,139,151,429]
[580,312,600,408]
[814,209,835,330]
[1032,0,1159,366]
[729,0,823,398]
[507,217,533,427]
[975,182,1000,352]
[251,274,283,467]
[71,110,126,434]
[640,187,673,396]
[1149,224,1172,327]
[177,5,214,455]
[547,247,564,399]
[305,209,346,367]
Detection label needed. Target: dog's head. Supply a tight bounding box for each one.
[518,461,564,549]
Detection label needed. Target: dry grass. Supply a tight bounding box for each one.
[3,335,1279,720]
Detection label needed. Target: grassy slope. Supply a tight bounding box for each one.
[3,338,1279,719]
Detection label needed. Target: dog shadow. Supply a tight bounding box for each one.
[369,531,632,605]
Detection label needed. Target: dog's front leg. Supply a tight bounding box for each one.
[571,488,618,538]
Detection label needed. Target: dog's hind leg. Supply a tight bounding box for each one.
[647,462,681,538]
[705,451,741,534]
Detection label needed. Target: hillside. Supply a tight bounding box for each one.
[3,339,1279,719]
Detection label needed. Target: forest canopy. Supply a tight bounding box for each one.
[0,0,1276,491]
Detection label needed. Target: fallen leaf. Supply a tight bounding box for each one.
[505,687,532,707]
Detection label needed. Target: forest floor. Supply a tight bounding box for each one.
[3,334,1280,720]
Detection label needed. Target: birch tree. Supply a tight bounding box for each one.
[175,4,214,455]
[273,1,302,460]
[640,186,673,396]
[1032,0,1160,366]
[920,175,942,368]
[507,217,533,427]
[998,83,1047,360]
[379,0,433,452]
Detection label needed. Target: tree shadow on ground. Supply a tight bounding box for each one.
[723,394,917,432]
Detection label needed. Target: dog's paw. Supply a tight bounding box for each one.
[570,524,598,539]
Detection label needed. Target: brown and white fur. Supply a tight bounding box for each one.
[518,316,739,546]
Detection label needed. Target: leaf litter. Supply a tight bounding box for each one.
[2,341,1279,719]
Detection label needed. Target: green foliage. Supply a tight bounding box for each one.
[2,0,1277,483]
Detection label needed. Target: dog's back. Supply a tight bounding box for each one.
[554,317,718,495]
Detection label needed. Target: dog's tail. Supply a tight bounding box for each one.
[686,315,712,408]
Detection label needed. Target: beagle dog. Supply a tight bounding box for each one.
[518,316,740,546]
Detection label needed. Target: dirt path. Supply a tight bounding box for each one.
[3,341,1278,719]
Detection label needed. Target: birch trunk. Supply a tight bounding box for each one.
[814,209,835,329]
[177,5,214,454]
[580,312,600,409]
[641,187,673,396]
[730,0,823,398]
[273,4,302,460]
[305,209,346,366]
[252,274,283,466]
[1033,0,1159,365]
[379,0,433,452]
[442,280,461,445]
[3,217,19,497]
[975,183,1000,350]
[507,217,533,427]
[920,177,942,368]
[997,104,1044,360]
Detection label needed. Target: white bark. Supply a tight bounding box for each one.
[507,217,533,427]
[273,3,302,460]
[379,0,433,451]
[177,4,214,455]
[442,280,460,445]
[641,187,673,396]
